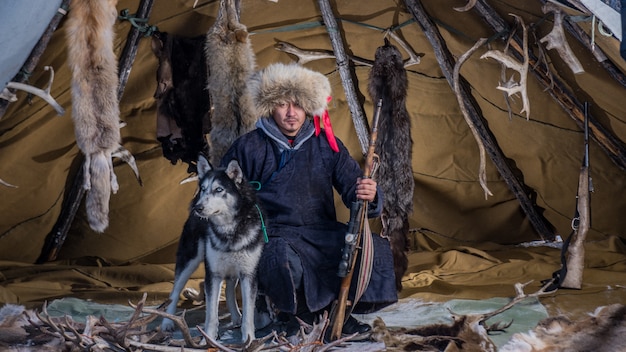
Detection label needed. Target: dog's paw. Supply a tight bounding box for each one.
[161,318,176,332]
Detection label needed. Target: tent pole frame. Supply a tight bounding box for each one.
[404,0,555,241]
[473,0,626,171]
[317,0,370,155]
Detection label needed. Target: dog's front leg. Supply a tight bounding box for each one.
[239,275,257,343]
[204,274,222,340]
[161,239,204,332]
[225,278,242,326]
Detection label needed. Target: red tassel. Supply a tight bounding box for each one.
[313,96,338,152]
[323,109,339,152]
[314,115,321,136]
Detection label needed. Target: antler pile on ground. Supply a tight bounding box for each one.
[0,294,358,352]
[369,281,555,352]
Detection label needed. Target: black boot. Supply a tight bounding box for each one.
[342,315,371,335]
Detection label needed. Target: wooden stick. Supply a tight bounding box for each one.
[473,0,626,171]
[37,0,155,263]
[403,0,555,241]
[454,38,493,199]
[117,0,155,100]
[317,0,369,155]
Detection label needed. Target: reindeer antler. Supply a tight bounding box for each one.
[540,3,584,74]
[479,279,556,322]
[454,0,477,12]
[384,30,422,67]
[274,41,373,66]
[275,28,422,68]
[481,14,531,119]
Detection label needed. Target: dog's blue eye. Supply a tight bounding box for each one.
[214,186,224,193]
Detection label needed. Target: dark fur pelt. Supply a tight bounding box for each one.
[368,38,414,292]
[204,0,257,165]
[151,32,210,173]
[371,314,497,352]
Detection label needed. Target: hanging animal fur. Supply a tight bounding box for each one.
[204,0,257,165]
[151,32,210,172]
[368,37,414,291]
[65,0,140,233]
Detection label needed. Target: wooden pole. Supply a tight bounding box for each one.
[37,0,155,263]
[473,0,626,172]
[317,0,369,155]
[403,0,555,241]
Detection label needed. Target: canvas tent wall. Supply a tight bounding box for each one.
[0,0,624,268]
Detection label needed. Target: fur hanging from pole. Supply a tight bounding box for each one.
[204,0,257,165]
[151,32,210,173]
[66,0,120,233]
[65,0,140,233]
[368,37,414,291]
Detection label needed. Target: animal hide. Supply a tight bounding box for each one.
[368,38,414,291]
[371,314,497,352]
[500,304,626,352]
[204,0,257,165]
[151,32,210,173]
[0,304,64,351]
[65,0,122,233]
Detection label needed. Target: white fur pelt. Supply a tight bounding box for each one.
[205,0,257,165]
[500,304,626,352]
[65,0,121,233]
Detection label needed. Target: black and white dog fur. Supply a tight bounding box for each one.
[161,155,264,343]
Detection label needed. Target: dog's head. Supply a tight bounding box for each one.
[192,155,245,221]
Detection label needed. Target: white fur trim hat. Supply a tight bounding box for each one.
[247,62,331,117]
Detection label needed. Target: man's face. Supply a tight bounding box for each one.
[272,101,306,137]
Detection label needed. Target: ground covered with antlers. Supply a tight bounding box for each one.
[0,282,559,351]
[3,235,626,351]
[0,292,380,352]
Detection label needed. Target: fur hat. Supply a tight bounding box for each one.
[247,62,331,117]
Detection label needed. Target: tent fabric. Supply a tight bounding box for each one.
[0,0,625,328]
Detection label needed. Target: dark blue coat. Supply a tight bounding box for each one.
[221,126,397,314]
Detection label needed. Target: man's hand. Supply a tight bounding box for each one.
[356,177,377,202]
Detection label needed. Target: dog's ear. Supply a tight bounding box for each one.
[225,159,244,185]
[197,154,212,179]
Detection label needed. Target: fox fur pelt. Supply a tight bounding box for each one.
[368,38,414,291]
[204,0,257,165]
[151,32,210,172]
[66,0,141,233]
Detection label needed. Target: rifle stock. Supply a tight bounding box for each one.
[329,99,382,340]
[561,102,593,289]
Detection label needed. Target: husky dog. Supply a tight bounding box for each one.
[161,155,264,343]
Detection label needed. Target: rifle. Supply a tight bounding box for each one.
[329,99,382,341]
[560,102,594,289]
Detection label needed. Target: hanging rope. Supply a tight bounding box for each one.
[118,8,158,37]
